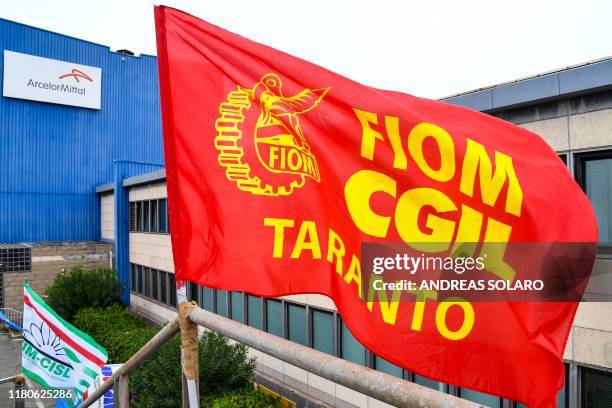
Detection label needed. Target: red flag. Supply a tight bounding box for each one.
[154,6,597,407]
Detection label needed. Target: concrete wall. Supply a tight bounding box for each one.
[3,241,113,311]
[129,182,167,202]
[129,233,174,273]
[567,303,612,369]
[100,193,115,241]
[518,108,612,152]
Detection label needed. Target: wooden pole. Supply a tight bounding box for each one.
[13,375,25,408]
[179,300,199,408]
[113,375,129,408]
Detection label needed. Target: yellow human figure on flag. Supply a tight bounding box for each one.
[248,73,329,151]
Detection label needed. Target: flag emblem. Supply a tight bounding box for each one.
[214,73,329,196]
[22,281,107,406]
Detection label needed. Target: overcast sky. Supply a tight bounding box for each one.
[1,0,611,98]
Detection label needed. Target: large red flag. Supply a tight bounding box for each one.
[154,6,597,407]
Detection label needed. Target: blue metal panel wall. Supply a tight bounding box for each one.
[0,19,164,243]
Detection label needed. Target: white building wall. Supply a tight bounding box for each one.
[518,108,612,152]
[129,182,167,201]
[519,117,570,152]
[100,192,115,241]
[129,233,174,273]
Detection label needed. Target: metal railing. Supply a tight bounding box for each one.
[1,307,23,330]
[81,303,482,408]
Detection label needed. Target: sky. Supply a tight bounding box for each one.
[1,0,611,99]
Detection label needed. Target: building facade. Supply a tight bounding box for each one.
[0,18,164,308]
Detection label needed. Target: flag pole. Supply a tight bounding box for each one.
[176,281,199,408]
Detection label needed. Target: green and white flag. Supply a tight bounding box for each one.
[22,280,108,406]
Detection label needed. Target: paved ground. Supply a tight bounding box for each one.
[0,333,55,408]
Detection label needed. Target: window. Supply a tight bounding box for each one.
[189,282,200,304]
[374,355,403,378]
[137,265,144,294]
[287,304,307,346]
[136,202,143,231]
[216,290,228,317]
[151,269,159,301]
[142,201,150,232]
[576,151,612,244]
[160,271,167,304]
[266,299,283,337]
[159,199,168,233]
[414,375,446,393]
[143,267,151,298]
[581,367,612,408]
[131,263,178,308]
[129,202,136,232]
[0,245,32,273]
[231,292,245,323]
[460,388,501,408]
[130,199,170,234]
[340,319,365,365]
[130,264,137,292]
[169,274,177,307]
[150,200,158,232]
[203,287,214,312]
[312,309,334,355]
[247,295,263,330]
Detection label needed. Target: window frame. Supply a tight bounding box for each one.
[159,270,168,304]
[246,294,263,330]
[151,268,159,301]
[339,318,366,366]
[574,149,612,253]
[286,303,308,346]
[129,199,171,235]
[136,201,143,232]
[580,366,612,408]
[311,308,335,355]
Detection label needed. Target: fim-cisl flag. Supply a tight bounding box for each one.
[155,6,598,407]
[22,281,108,406]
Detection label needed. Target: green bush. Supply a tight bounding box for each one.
[130,335,183,408]
[202,386,282,408]
[74,304,144,340]
[130,331,257,408]
[74,305,153,363]
[72,306,261,407]
[102,327,154,364]
[45,266,123,321]
[200,331,255,394]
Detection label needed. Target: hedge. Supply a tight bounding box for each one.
[45,266,123,321]
[73,306,280,407]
